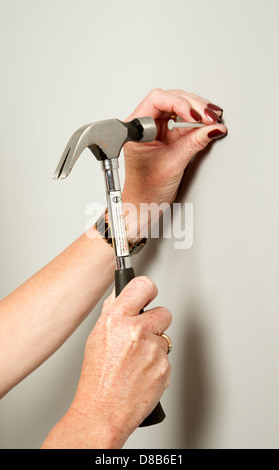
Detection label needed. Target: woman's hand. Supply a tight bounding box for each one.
[122,88,227,237]
[42,276,172,449]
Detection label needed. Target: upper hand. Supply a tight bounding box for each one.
[122,88,227,208]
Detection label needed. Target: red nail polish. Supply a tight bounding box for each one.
[207,103,223,112]
[208,129,227,140]
[204,107,219,122]
[190,108,202,122]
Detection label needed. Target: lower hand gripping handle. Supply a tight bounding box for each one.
[115,267,166,427]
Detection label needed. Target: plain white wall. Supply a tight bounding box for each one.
[1,0,279,449]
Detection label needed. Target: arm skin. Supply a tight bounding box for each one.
[0,226,115,398]
[41,276,172,449]
[0,89,227,435]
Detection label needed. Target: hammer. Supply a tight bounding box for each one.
[53,116,168,427]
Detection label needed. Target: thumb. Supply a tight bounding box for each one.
[167,123,228,165]
[110,276,158,317]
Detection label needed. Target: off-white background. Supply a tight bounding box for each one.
[0,0,279,449]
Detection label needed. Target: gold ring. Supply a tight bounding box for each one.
[161,333,173,355]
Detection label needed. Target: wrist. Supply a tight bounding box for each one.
[122,189,168,243]
[42,404,128,449]
[121,189,150,243]
[67,405,126,449]
[67,396,129,449]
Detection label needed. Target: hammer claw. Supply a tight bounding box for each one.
[53,117,157,180]
[52,123,92,179]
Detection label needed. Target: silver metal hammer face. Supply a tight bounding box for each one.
[53,117,157,179]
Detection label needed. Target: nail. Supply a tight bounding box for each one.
[207,103,223,113]
[208,129,227,140]
[204,107,220,122]
[168,119,205,130]
[190,108,202,122]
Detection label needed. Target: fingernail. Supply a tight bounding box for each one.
[204,107,219,122]
[207,103,223,113]
[208,129,227,140]
[190,108,202,122]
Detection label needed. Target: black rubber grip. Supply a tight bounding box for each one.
[115,267,166,427]
[115,267,137,297]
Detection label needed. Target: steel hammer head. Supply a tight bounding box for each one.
[53,117,157,179]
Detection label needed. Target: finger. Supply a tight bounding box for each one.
[173,90,223,113]
[139,306,172,335]
[112,276,158,317]
[188,97,223,124]
[207,103,223,118]
[165,123,228,166]
[187,91,224,118]
[126,88,205,124]
[170,89,223,117]
[169,89,223,124]
[157,334,172,354]
[145,333,172,357]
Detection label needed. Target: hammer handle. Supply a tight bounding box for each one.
[115,267,166,427]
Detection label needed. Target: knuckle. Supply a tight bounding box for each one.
[165,363,172,389]
[154,353,171,384]
[153,306,172,329]
[146,341,163,368]
[150,87,164,98]
[134,275,157,292]
[163,355,170,371]
[161,306,173,324]
[160,356,171,378]
[101,312,115,333]
[101,299,114,317]
[166,88,180,94]
[164,372,171,389]
[167,361,172,375]
[116,301,131,317]
[148,341,159,361]
[189,132,207,153]
[129,322,145,343]
[111,297,132,317]
[85,330,94,350]
[103,296,110,307]
[102,300,112,315]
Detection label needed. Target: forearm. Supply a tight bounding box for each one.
[0,226,115,397]
[41,406,127,449]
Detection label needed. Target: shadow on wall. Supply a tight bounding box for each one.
[174,141,220,449]
[132,141,215,275]
[133,142,218,448]
[177,313,211,449]
[176,138,217,203]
